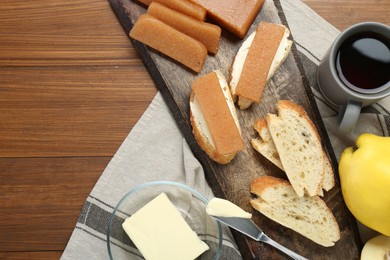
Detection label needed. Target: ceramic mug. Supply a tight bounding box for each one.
[317,22,390,133]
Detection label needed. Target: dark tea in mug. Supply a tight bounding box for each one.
[335,31,390,93]
[317,22,390,132]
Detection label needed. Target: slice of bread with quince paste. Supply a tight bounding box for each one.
[190,70,244,164]
[230,22,292,109]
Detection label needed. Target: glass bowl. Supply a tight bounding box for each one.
[106,181,222,259]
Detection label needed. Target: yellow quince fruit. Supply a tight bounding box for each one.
[339,133,390,236]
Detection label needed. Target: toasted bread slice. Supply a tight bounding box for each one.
[266,100,324,197]
[251,117,335,195]
[138,0,206,21]
[250,176,340,247]
[230,22,292,109]
[130,14,207,73]
[147,2,221,54]
[190,70,244,164]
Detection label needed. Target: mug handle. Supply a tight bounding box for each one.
[338,99,362,133]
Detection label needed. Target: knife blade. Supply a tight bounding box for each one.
[212,216,309,260]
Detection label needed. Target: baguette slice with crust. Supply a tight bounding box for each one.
[190,70,244,164]
[229,22,292,109]
[251,117,335,195]
[266,100,324,197]
[250,176,340,247]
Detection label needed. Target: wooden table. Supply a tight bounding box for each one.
[0,0,388,259]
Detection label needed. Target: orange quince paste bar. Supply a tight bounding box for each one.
[130,14,207,73]
[189,0,264,38]
[137,0,206,21]
[147,2,221,54]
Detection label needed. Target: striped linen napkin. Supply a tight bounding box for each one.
[61,0,389,259]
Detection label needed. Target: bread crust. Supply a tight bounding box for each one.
[250,175,290,193]
[253,117,267,133]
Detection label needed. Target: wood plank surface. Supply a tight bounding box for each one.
[0,0,388,259]
[303,0,390,31]
[0,157,109,251]
[0,252,62,260]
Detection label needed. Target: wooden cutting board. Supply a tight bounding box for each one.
[108,0,362,258]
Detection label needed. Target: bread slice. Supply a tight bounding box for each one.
[250,176,340,247]
[190,70,244,164]
[229,22,292,109]
[251,118,284,170]
[266,100,324,197]
[251,117,335,195]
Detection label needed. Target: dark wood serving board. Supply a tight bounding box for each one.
[108,0,362,258]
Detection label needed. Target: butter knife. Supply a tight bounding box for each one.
[212,216,308,260]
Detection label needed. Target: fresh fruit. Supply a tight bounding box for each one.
[360,235,390,260]
[339,133,390,236]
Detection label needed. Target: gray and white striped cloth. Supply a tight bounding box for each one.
[61,0,389,259]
